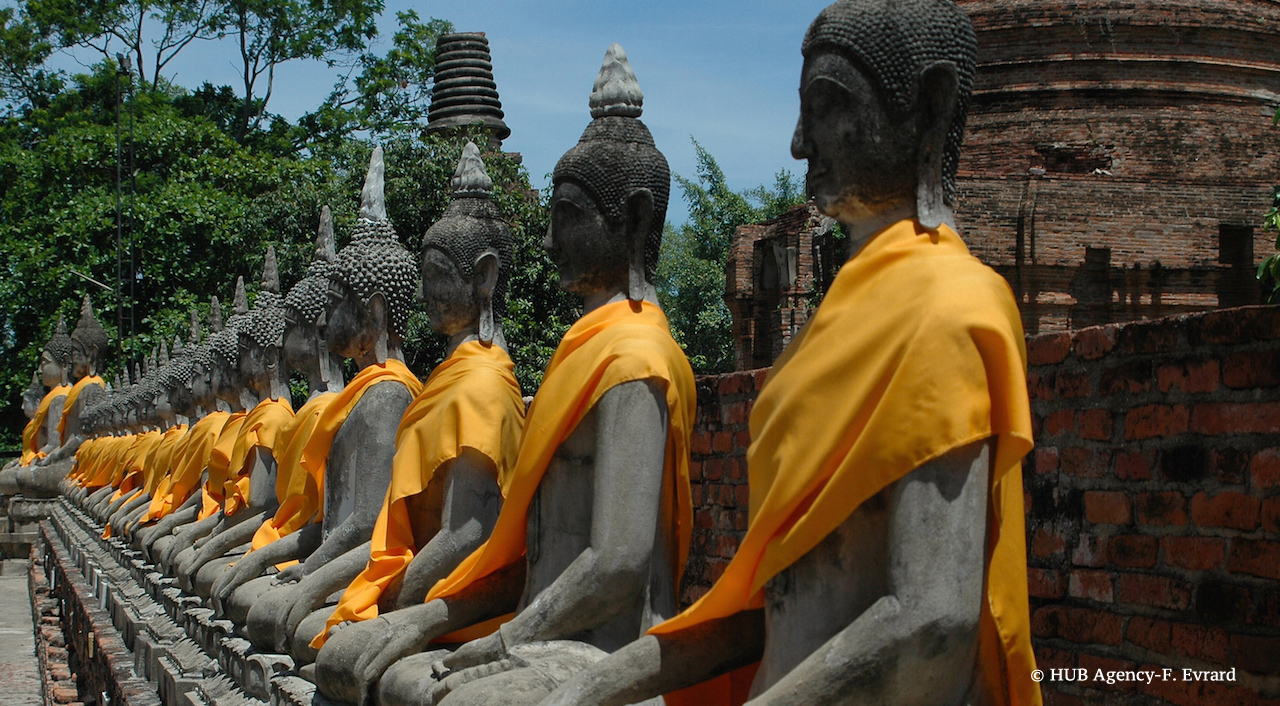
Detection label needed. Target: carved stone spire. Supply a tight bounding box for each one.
[317,206,336,263]
[359,147,388,223]
[452,142,494,197]
[159,340,170,367]
[428,32,511,142]
[210,296,224,333]
[261,245,281,294]
[590,43,644,118]
[189,308,202,345]
[233,277,249,316]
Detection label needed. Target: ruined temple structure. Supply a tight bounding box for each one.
[427,32,512,151]
[728,0,1280,366]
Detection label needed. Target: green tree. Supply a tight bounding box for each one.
[656,139,804,373]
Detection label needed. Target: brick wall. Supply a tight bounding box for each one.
[682,305,1280,705]
[1026,305,1280,705]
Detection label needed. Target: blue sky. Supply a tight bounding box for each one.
[48,1,836,224]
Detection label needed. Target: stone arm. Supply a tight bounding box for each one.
[138,492,202,553]
[343,560,527,706]
[39,434,83,465]
[184,508,270,581]
[38,396,65,454]
[161,512,221,569]
[393,450,502,608]
[541,610,766,706]
[276,541,372,653]
[501,380,668,648]
[109,492,151,532]
[211,523,324,609]
[746,439,992,706]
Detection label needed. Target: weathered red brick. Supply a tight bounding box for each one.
[1035,645,1077,672]
[1191,402,1280,435]
[1189,307,1280,345]
[733,484,750,508]
[1231,634,1280,675]
[1136,491,1188,526]
[1028,331,1072,365]
[1027,370,1055,401]
[1251,448,1280,489]
[1031,605,1123,646]
[1073,532,1108,567]
[1222,349,1280,389]
[1114,450,1153,480]
[1110,534,1158,568]
[1101,360,1152,395]
[1078,408,1113,440]
[1190,491,1260,531]
[1032,527,1068,559]
[1263,497,1280,534]
[1229,539,1280,580]
[1116,573,1192,610]
[690,431,712,456]
[1035,446,1060,474]
[1157,358,1220,394]
[1044,409,1075,436]
[1078,653,1138,691]
[711,431,732,454]
[1171,623,1229,665]
[1028,567,1066,599]
[702,458,723,481]
[1125,404,1189,440]
[1161,536,1225,571]
[1061,447,1108,478]
[1069,569,1114,602]
[1074,325,1117,360]
[1056,370,1091,399]
[1084,490,1131,525]
[1126,616,1172,654]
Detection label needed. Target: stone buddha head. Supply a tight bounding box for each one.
[284,206,344,391]
[328,147,417,366]
[22,371,43,419]
[420,142,513,347]
[240,246,290,401]
[793,0,976,231]
[41,316,73,387]
[548,43,670,304]
[210,279,251,409]
[70,295,110,379]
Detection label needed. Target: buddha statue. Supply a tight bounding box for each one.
[312,143,528,700]
[0,316,72,489]
[244,146,422,659]
[344,44,696,706]
[182,248,298,597]
[46,295,110,460]
[161,282,255,575]
[139,304,233,562]
[8,372,47,471]
[540,4,1039,706]
[212,206,349,617]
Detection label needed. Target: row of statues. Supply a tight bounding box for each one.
[8,2,1042,705]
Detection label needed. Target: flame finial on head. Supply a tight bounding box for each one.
[233,277,249,316]
[359,146,388,223]
[589,43,644,119]
[261,245,281,294]
[317,206,336,263]
[451,142,494,198]
[210,297,223,333]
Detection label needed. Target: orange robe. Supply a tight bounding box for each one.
[57,375,104,445]
[223,397,295,517]
[655,220,1039,706]
[249,393,339,549]
[200,411,249,520]
[20,385,69,465]
[141,411,231,523]
[314,342,524,646]
[423,300,696,644]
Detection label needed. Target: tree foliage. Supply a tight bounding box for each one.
[656,139,804,373]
